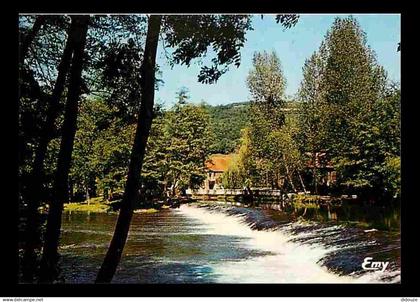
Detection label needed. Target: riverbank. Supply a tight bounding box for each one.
[63,197,163,214]
[63,194,400,232]
[64,197,110,213]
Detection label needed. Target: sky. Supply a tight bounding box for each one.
[154,14,401,108]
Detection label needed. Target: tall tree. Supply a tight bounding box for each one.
[320,17,383,154]
[246,51,289,188]
[297,50,329,194]
[247,51,286,110]
[69,98,106,202]
[163,101,212,195]
[19,16,46,65]
[140,99,213,198]
[20,16,75,283]
[295,17,399,200]
[321,17,390,198]
[38,15,90,283]
[95,15,162,283]
[18,15,153,283]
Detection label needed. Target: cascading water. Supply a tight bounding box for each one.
[58,202,400,283]
[176,203,401,283]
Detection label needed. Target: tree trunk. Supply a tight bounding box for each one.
[247,186,254,207]
[298,172,306,193]
[313,151,318,194]
[163,178,168,196]
[95,15,162,284]
[18,15,47,109]
[69,180,74,202]
[283,154,296,192]
[86,180,90,205]
[19,16,46,65]
[38,15,89,283]
[21,17,75,283]
[171,179,179,197]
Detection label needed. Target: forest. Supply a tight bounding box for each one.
[18,14,400,284]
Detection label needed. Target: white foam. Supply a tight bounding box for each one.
[178,204,400,284]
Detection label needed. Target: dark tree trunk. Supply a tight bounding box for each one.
[18,16,47,172]
[21,18,76,283]
[69,180,74,202]
[283,154,296,192]
[18,16,47,146]
[19,16,46,65]
[298,172,306,193]
[95,15,162,284]
[86,180,90,205]
[38,15,89,283]
[247,186,254,207]
[313,151,318,194]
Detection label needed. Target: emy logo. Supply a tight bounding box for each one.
[362,257,389,272]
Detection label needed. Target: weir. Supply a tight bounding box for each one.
[58,203,401,283]
[187,188,283,196]
[186,188,286,206]
[177,204,401,283]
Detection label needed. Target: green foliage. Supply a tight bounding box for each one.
[161,14,298,84]
[151,99,213,194]
[222,51,305,191]
[247,51,286,107]
[89,112,135,200]
[321,18,384,156]
[382,156,400,198]
[206,102,250,154]
[96,39,143,122]
[296,17,400,200]
[162,15,252,83]
[66,97,135,200]
[65,94,215,201]
[222,17,400,202]
[297,51,329,153]
[221,127,257,189]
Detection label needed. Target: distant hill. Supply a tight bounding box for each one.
[206,102,251,154]
[205,100,299,154]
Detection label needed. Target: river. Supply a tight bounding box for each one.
[59,202,400,283]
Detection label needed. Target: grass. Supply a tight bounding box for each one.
[64,196,166,214]
[342,220,371,229]
[64,197,111,213]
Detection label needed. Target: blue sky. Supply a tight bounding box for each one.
[155,14,400,107]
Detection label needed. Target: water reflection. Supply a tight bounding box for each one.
[284,201,400,231]
[60,208,270,283]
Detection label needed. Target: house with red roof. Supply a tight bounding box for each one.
[202,154,233,190]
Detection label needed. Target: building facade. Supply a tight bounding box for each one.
[202,154,233,190]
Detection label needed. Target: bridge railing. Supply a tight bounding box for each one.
[186,188,284,196]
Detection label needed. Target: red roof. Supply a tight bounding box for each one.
[205,154,233,172]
